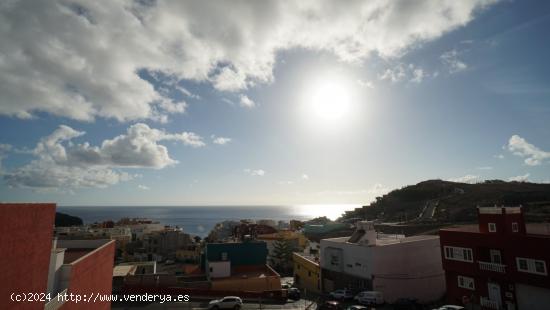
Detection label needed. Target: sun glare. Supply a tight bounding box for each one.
[301,74,356,126]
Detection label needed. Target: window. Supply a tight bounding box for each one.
[516,257,547,275]
[488,223,497,232]
[457,275,475,290]
[512,222,519,232]
[330,255,340,266]
[346,264,353,268]
[308,271,312,277]
[444,246,474,263]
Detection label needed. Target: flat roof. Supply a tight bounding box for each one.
[113,265,137,277]
[322,234,438,246]
[441,223,550,237]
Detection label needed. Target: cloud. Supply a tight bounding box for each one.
[493,154,505,159]
[302,174,309,180]
[357,79,374,89]
[0,143,12,172]
[211,135,232,145]
[476,166,493,170]
[244,168,265,176]
[508,173,530,182]
[379,63,427,83]
[441,49,468,73]
[3,123,204,189]
[239,95,256,108]
[138,184,150,190]
[508,135,550,166]
[447,174,481,184]
[0,0,496,121]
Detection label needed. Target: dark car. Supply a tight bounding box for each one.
[393,298,422,310]
[288,287,301,300]
[319,300,344,310]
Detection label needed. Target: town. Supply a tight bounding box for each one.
[2,201,549,310]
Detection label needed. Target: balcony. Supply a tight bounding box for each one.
[480,296,500,309]
[478,261,506,273]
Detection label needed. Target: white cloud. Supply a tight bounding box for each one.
[3,123,204,189]
[379,63,427,83]
[244,168,265,176]
[476,166,493,170]
[239,95,256,108]
[0,0,496,121]
[494,154,505,159]
[441,49,468,73]
[0,143,12,172]
[211,135,232,145]
[508,173,530,182]
[302,174,309,180]
[508,135,550,166]
[357,79,374,89]
[447,174,481,184]
[138,184,150,190]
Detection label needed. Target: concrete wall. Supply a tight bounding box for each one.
[516,283,550,310]
[59,241,115,310]
[209,261,231,278]
[0,203,56,310]
[371,237,445,303]
[211,275,281,292]
[320,238,372,279]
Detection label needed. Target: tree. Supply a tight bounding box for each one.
[271,239,294,275]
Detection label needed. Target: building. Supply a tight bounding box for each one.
[293,252,321,294]
[439,206,550,310]
[142,228,194,260]
[257,230,308,261]
[203,241,282,292]
[0,203,115,310]
[320,221,445,303]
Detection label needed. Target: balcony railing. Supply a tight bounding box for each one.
[480,296,500,309]
[478,261,506,273]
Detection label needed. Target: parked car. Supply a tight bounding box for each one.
[329,289,355,300]
[354,291,384,305]
[433,306,465,310]
[392,298,422,310]
[319,300,344,310]
[208,296,243,309]
[288,287,301,300]
[346,306,369,310]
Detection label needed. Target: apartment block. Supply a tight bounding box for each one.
[440,206,550,310]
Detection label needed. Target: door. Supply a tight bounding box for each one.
[490,249,502,264]
[488,282,502,307]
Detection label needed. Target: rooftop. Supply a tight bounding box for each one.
[322,234,438,246]
[441,223,550,237]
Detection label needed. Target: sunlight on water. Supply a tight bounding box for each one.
[294,204,360,220]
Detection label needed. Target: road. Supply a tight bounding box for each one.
[112,298,316,310]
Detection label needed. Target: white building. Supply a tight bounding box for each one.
[320,221,445,303]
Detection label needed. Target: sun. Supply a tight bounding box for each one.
[301,74,355,125]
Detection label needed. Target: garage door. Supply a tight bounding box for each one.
[516,283,550,310]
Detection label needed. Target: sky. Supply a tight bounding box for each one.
[1,0,550,206]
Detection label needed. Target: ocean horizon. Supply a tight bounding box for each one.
[57,204,359,237]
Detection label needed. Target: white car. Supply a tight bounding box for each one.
[208,296,243,309]
[354,291,383,305]
[433,306,465,310]
[329,289,354,300]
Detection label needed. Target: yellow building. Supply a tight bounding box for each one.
[293,252,321,294]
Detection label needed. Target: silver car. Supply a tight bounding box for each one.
[208,296,243,309]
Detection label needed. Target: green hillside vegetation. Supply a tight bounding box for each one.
[343,179,550,223]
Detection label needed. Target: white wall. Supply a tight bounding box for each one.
[371,237,445,303]
[209,261,231,279]
[320,238,372,279]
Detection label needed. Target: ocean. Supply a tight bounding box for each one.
[57,205,359,237]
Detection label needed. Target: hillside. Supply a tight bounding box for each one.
[343,180,550,223]
[55,212,83,227]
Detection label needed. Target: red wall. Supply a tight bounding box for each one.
[60,241,115,310]
[0,203,56,310]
